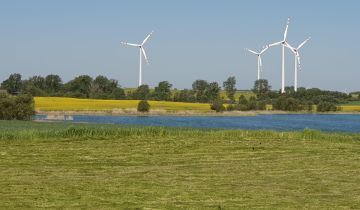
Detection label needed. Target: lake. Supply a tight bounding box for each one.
[34,114,360,133]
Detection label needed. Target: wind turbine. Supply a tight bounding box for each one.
[285,37,311,92]
[245,45,269,80]
[269,18,290,93]
[121,31,154,86]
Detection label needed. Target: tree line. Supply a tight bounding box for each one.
[1,73,357,113]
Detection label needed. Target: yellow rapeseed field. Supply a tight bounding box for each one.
[35,97,211,112]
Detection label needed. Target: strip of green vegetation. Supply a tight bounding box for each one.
[0,121,359,209]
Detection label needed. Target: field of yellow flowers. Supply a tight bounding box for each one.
[34,97,211,112]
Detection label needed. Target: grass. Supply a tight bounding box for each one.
[0,120,360,209]
[35,97,211,112]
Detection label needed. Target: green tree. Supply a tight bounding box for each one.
[153,81,172,101]
[253,79,271,98]
[192,80,209,102]
[1,73,22,94]
[133,85,150,100]
[45,74,62,94]
[90,75,118,99]
[111,88,126,100]
[63,75,93,98]
[223,76,237,103]
[237,95,249,111]
[205,82,221,102]
[173,89,196,102]
[137,100,150,112]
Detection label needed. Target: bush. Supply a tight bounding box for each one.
[210,100,225,112]
[0,94,35,120]
[317,102,337,112]
[226,104,236,111]
[137,100,150,112]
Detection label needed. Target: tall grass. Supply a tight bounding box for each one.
[1,121,359,142]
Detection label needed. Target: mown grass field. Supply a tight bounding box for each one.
[35,97,211,112]
[0,121,360,209]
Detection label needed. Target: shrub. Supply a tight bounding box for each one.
[317,102,337,112]
[210,100,225,112]
[0,94,35,120]
[137,100,150,112]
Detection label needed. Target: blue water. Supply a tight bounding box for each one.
[34,114,360,133]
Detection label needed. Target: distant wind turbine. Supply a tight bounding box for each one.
[269,18,290,93]
[121,31,154,86]
[285,37,311,92]
[245,45,269,80]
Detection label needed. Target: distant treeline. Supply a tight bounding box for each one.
[0,73,357,113]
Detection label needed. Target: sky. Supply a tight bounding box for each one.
[0,0,359,92]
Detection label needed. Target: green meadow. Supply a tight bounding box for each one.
[0,121,359,209]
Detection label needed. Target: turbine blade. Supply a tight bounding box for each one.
[121,42,140,47]
[269,41,282,47]
[298,37,311,49]
[141,47,149,64]
[142,30,154,45]
[260,45,269,54]
[245,48,259,55]
[284,42,296,54]
[283,18,290,41]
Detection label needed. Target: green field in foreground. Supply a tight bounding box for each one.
[0,121,360,209]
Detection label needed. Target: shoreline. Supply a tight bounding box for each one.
[36,109,360,117]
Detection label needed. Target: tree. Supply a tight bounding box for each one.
[0,94,35,120]
[317,102,337,112]
[205,82,221,102]
[90,75,118,99]
[45,74,62,94]
[192,80,209,102]
[111,88,126,100]
[173,89,196,102]
[1,73,22,94]
[29,76,46,90]
[253,79,271,98]
[63,75,92,98]
[223,76,237,103]
[137,100,150,112]
[210,99,225,112]
[133,85,150,100]
[153,81,172,101]
[237,95,249,111]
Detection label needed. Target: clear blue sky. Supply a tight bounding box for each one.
[0,0,359,91]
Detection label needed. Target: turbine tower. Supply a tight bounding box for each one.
[245,45,269,80]
[121,31,154,86]
[285,37,311,92]
[269,18,290,93]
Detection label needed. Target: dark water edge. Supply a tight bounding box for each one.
[34,114,360,133]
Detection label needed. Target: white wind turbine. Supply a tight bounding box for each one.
[121,31,154,86]
[269,18,290,93]
[245,45,269,80]
[285,37,311,92]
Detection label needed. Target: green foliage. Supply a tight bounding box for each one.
[253,79,271,98]
[45,74,62,94]
[205,82,221,102]
[192,80,209,102]
[0,94,35,120]
[1,73,22,94]
[132,85,150,100]
[173,89,196,102]
[223,76,237,103]
[63,75,93,98]
[317,101,337,112]
[210,99,225,112]
[153,81,172,101]
[137,100,150,112]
